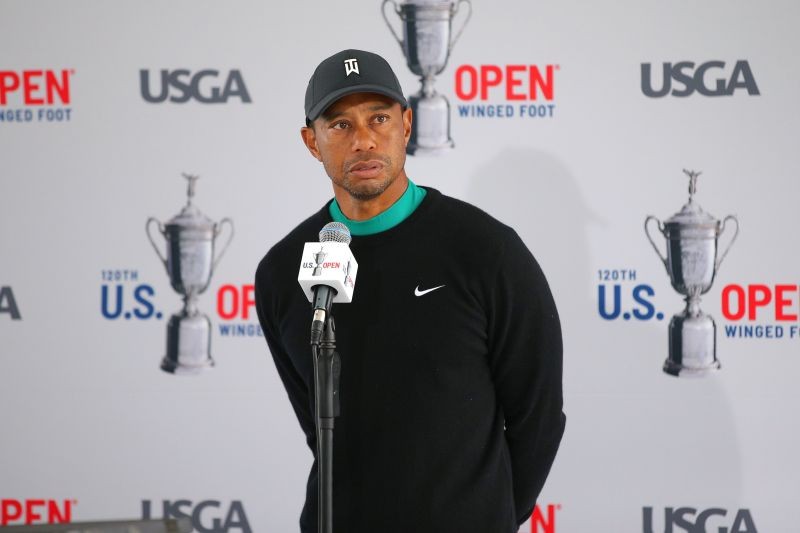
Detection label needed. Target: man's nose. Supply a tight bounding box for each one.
[351,123,377,151]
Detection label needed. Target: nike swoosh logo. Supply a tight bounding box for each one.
[415,285,445,297]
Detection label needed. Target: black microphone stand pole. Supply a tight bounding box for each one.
[312,316,340,533]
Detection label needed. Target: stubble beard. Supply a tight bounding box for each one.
[328,156,397,201]
[337,174,395,200]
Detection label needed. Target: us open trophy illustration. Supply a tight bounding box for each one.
[645,170,739,377]
[146,174,234,375]
[312,248,327,277]
[382,0,471,155]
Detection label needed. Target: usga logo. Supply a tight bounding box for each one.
[0,286,22,320]
[0,69,74,123]
[641,60,759,97]
[142,500,251,533]
[1,499,75,526]
[643,506,757,533]
[454,63,558,119]
[140,69,252,104]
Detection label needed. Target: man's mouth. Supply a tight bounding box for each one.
[348,160,385,179]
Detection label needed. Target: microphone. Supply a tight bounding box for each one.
[297,222,358,345]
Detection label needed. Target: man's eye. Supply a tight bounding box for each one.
[375,115,389,123]
[332,121,349,130]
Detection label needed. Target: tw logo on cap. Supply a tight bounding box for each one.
[344,58,359,76]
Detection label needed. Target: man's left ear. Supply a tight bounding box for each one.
[402,106,413,146]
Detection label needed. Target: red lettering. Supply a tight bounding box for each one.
[48,500,71,524]
[217,284,257,320]
[0,72,20,105]
[748,284,772,320]
[480,65,502,100]
[1,500,23,526]
[454,64,557,101]
[721,284,746,320]
[505,65,526,100]
[46,70,70,104]
[25,500,44,525]
[455,65,477,100]
[531,504,557,533]
[530,65,554,101]
[23,71,44,105]
[217,284,238,320]
[775,284,799,321]
[0,69,71,106]
[0,499,71,526]
[242,284,255,320]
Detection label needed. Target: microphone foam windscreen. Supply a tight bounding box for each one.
[319,221,351,244]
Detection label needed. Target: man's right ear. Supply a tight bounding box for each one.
[300,126,323,162]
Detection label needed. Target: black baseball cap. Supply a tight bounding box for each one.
[304,49,407,124]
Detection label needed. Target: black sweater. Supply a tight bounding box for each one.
[255,187,565,533]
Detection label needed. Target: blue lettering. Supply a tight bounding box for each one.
[517,103,556,117]
[598,284,621,320]
[218,323,263,337]
[0,109,34,122]
[133,284,156,319]
[101,284,123,319]
[632,284,656,320]
[723,324,784,339]
[454,104,516,118]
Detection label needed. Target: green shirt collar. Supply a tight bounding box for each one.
[329,179,427,236]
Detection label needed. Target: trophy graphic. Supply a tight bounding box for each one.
[146,174,234,375]
[645,170,739,377]
[382,0,471,155]
[312,248,327,277]
[344,260,354,289]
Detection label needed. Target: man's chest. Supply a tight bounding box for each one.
[279,245,491,389]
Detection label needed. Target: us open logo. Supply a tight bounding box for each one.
[721,283,800,340]
[0,69,74,123]
[1,499,76,526]
[454,63,559,119]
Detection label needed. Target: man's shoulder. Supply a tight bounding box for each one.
[427,188,518,245]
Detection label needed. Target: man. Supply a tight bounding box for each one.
[255,49,565,533]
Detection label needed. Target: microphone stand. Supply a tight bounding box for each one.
[312,316,340,533]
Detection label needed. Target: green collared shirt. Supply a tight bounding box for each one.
[329,179,427,236]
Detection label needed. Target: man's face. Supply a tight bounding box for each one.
[301,92,412,201]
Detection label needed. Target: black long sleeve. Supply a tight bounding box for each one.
[255,187,565,533]
[486,229,565,524]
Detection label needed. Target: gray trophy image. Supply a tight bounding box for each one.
[382,0,471,155]
[312,247,327,277]
[146,174,234,375]
[645,170,739,377]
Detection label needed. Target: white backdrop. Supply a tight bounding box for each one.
[1,1,799,531]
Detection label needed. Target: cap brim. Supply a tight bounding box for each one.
[306,84,408,122]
